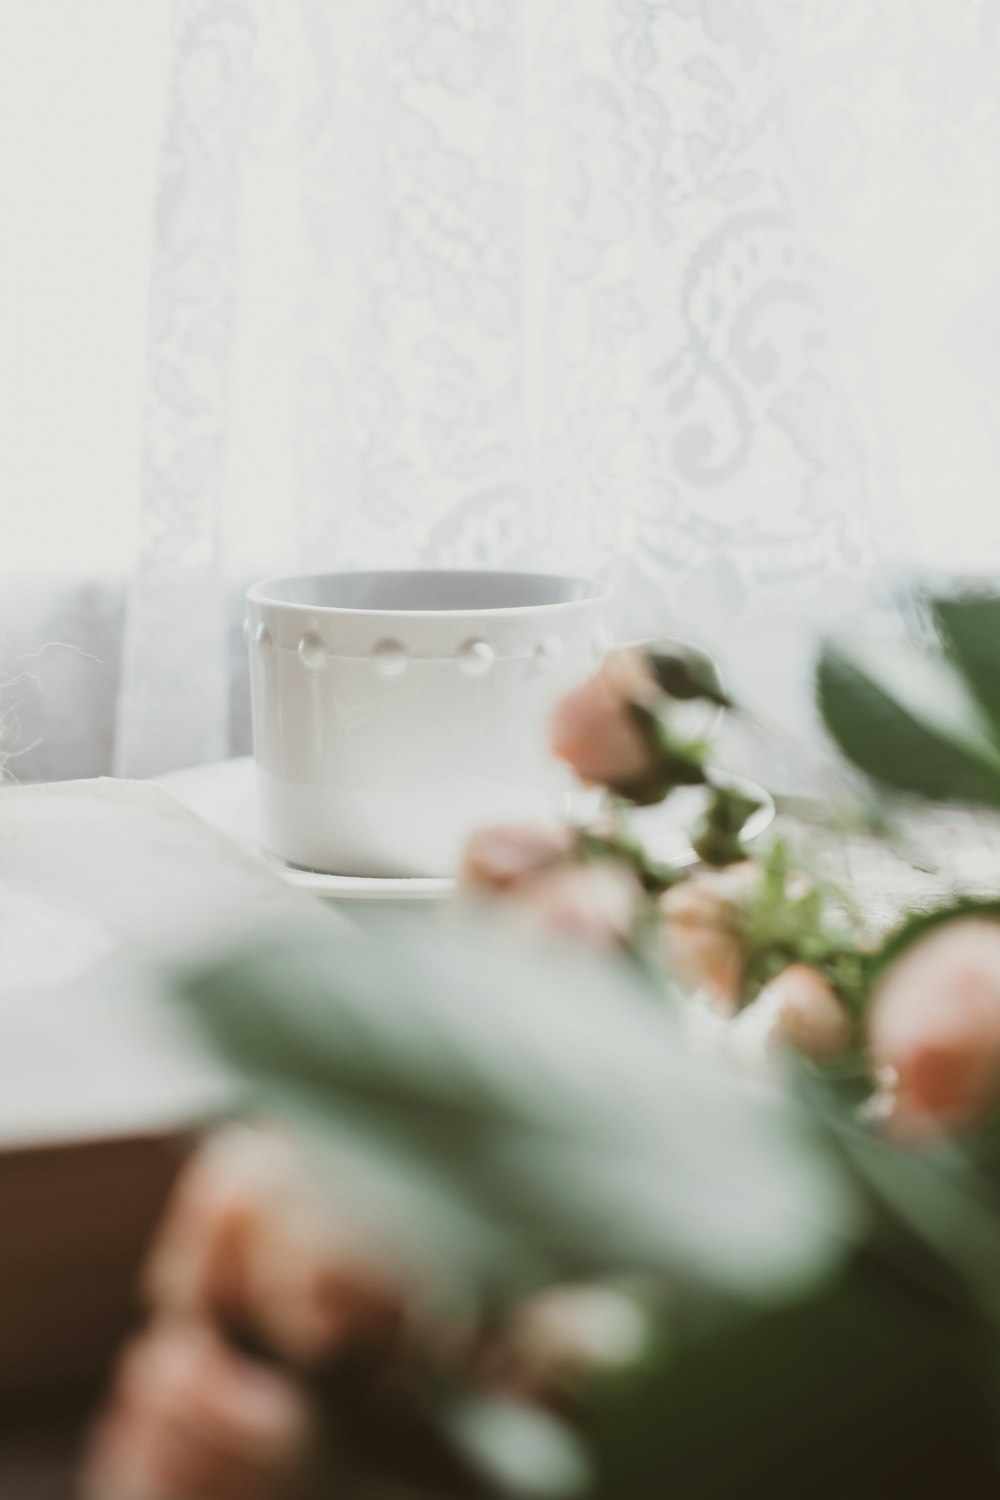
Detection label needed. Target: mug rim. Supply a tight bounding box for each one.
[247,568,614,617]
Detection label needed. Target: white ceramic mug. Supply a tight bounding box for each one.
[245,570,615,877]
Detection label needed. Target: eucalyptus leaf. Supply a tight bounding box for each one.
[817,637,1000,806]
[176,920,860,1305]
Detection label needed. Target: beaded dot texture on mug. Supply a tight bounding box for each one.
[298,632,325,670]
[458,639,495,678]
[533,634,564,669]
[371,639,408,678]
[254,622,274,654]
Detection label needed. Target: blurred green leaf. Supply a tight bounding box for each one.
[586,1089,1000,1497]
[177,920,860,1306]
[817,637,1000,807]
[820,1106,1000,1322]
[933,592,1000,737]
[590,1250,999,1500]
[444,1396,589,1499]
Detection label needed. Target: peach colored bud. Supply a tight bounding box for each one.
[82,1319,318,1500]
[459,824,573,894]
[753,964,851,1062]
[869,917,1000,1134]
[550,650,658,790]
[659,863,760,1007]
[510,860,643,949]
[146,1127,403,1368]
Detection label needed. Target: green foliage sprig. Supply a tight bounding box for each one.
[737,839,872,1018]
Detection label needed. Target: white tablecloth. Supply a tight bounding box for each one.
[0,777,341,1147]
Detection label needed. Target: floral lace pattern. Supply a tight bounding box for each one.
[113,0,1000,776]
[116,0,258,775]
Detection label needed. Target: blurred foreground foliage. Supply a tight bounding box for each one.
[156,590,1000,1497]
[177,913,1000,1498]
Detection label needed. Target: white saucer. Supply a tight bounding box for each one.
[270,861,454,902]
[265,773,774,902]
[157,759,774,905]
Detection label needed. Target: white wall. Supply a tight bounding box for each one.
[0,0,171,572]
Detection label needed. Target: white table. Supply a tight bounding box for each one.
[0,775,348,1426]
[157,757,454,912]
[0,775,345,1150]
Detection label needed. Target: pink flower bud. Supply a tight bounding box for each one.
[869,917,1000,1134]
[145,1127,403,1367]
[550,650,659,791]
[752,963,851,1062]
[508,860,643,949]
[82,1318,317,1500]
[658,863,760,1007]
[459,824,573,894]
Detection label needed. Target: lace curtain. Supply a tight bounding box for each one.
[7,1,1000,780]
